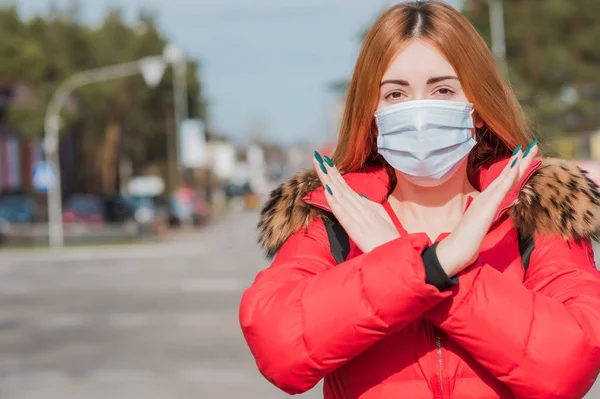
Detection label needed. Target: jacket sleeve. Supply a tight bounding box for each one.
[426,234,600,399]
[239,218,451,394]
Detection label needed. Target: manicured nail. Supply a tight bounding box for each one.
[323,155,334,167]
[319,163,327,174]
[314,151,323,164]
[512,145,522,156]
[511,158,518,168]
[523,140,538,157]
[326,185,333,195]
[360,194,369,199]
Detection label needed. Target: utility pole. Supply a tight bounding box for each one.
[488,0,508,74]
[43,56,167,247]
[164,45,189,187]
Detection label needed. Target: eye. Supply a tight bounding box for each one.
[434,87,455,97]
[384,90,405,102]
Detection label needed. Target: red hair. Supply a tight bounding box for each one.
[333,1,534,176]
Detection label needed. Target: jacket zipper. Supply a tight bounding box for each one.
[436,329,444,398]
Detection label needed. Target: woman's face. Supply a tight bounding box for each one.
[377,39,468,110]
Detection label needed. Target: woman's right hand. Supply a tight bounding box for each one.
[436,141,539,277]
[311,153,401,254]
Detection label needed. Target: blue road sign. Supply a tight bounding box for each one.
[32,161,57,193]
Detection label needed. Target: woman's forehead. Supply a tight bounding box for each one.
[382,40,458,82]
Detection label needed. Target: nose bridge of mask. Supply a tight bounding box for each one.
[415,110,426,138]
[377,108,474,151]
[377,105,474,133]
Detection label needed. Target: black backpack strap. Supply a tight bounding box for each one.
[323,217,350,264]
[518,231,535,276]
[324,218,536,275]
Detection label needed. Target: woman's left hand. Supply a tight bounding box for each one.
[313,153,400,253]
[435,141,539,277]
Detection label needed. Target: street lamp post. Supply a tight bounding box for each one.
[163,45,189,183]
[43,56,167,248]
[488,0,507,73]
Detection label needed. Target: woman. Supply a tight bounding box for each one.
[240,2,600,398]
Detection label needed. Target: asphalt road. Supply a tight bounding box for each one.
[0,210,597,398]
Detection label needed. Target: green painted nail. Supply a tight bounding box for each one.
[314,151,323,164]
[360,194,369,199]
[326,185,333,195]
[511,158,518,168]
[512,145,522,156]
[323,155,334,167]
[319,163,327,174]
[523,140,538,157]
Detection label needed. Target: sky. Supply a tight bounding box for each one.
[17,0,462,146]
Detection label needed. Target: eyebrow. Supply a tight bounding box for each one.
[380,76,459,87]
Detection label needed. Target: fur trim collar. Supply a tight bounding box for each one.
[258,158,600,258]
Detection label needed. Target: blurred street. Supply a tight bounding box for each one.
[0,209,598,398]
[0,210,319,399]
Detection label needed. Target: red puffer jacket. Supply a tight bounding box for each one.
[240,157,600,399]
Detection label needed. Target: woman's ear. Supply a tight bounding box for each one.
[473,112,485,129]
[372,119,379,137]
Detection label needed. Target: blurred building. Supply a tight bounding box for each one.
[0,132,44,195]
[0,83,83,197]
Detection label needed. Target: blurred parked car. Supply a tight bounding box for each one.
[63,195,104,224]
[224,181,251,199]
[108,195,169,236]
[224,181,258,210]
[103,195,157,224]
[0,195,37,224]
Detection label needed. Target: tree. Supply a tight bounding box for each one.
[0,4,208,195]
[464,0,600,140]
[330,1,600,146]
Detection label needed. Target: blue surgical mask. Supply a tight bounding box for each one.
[374,100,477,187]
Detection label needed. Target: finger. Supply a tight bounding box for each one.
[314,154,359,220]
[316,167,350,221]
[323,180,366,235]
[316,153,376,229]
[499,151,522,191]
[323,182,341,212]
[482,147,522,201]
[486,146,521,191]
[500,141,538,190]
[320,155,350,193]
[312,154,330,185]
[518,140,538,177]
[319,155,364,208]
